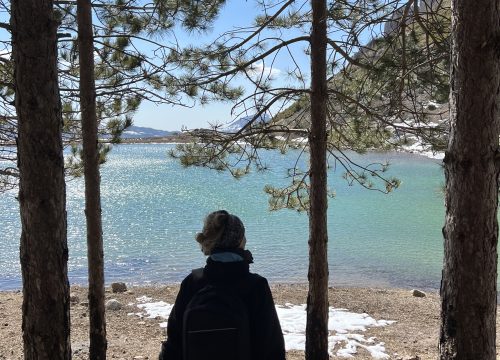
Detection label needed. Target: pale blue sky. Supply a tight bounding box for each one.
[134,0,311,131]
[0,0,384,131]
[0,1,310,131]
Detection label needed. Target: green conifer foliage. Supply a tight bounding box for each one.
[168,0,448,211]
[0,0,227,191]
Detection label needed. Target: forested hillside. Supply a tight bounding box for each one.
[273,1,451,156]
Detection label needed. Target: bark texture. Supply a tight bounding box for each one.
[11,0,71,358]
[440,0,500,358]
[306,0,329,359]
[77,0,107,358]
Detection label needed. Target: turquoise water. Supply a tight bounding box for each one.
[0,144,445,290]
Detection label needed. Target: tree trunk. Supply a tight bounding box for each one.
[11,0,71,358]
[440,0,500,358]
[306,0,329,359]
[77,1,107,358]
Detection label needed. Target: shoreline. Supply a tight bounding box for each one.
[0,279,442,294]
[114,138,445,160]
[0,284,448,359]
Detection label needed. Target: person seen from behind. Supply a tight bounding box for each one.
[159,210,286,360]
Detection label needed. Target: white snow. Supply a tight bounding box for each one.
[136,295,153,303]
[136,301,173,320]
[400,141,444,160]
[291,137,308,144]
[131,298,395,358]
[425,100,441,109]
[276,304,395,358]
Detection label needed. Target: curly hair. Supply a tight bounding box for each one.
[195,210,245,255]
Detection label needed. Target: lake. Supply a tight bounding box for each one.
[0,144,445,290]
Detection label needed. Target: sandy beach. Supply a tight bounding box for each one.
[0,284,453,359]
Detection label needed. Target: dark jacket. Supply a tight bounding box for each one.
[159,250,286,360]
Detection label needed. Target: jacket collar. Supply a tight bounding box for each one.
[210,247,254,264]
[204,251,252,282]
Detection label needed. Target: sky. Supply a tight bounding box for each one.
[0,0,388,132]
[132,0,385,131]
[133,0,310,131]
[0,1,289,131]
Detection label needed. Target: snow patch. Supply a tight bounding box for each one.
[136,295,153,303]
[136,301,173,319]
[277,304,394,358]
[223,114,270,132]
[133,299,395,358]
[400,141,444,160]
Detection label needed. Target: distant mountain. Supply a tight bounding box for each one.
[223,114,270,132]
[122,125,177,139]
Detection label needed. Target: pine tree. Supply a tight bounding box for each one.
[440,0,499,357]
[77,0,107,357]
[307,1,329,357]
[11,0,71,357]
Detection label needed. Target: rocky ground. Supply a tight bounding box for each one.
[0,284,495,359]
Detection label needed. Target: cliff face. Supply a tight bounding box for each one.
[384,0,443,36]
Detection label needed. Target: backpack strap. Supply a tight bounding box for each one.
[188,268,208,301]
[191,267,205,281]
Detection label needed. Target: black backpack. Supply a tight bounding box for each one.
[182,269,251,360]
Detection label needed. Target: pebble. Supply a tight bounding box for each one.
[70,293,80,304]
[105,299,122,311]
[111,282,128,293]
[411,289,426,298]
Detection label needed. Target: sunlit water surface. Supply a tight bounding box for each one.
[0,144,445,290]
